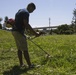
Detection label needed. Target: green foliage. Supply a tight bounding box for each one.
[0,30,76,75]
[4,16,8,22]
[72,8,76,24]
[0,17,3,22]
[0,24,2,29]
[53,24,74,34]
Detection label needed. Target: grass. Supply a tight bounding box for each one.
[0,30,76,75]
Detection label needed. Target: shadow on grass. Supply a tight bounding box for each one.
[3,65,30,75]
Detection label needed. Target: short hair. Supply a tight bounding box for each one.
[28,2,36,9]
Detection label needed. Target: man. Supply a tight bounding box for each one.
[12,3,41,68]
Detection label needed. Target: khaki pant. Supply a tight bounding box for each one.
[12,31,28,51]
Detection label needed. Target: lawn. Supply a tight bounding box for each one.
[0,30,76,75]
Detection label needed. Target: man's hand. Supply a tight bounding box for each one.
[35,33,40,37]
[35,31,44,37]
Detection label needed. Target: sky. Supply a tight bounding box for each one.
[0,0,76,28]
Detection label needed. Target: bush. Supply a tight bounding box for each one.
[0,24,2,29]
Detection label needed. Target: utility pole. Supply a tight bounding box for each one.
[49,17,52,34]
[49,17,51,29]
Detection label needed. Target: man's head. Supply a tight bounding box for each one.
[27,2,36,13]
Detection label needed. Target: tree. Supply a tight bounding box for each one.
[56,24,73,34]
[4,16,12,28]
[0,17,3,23]
[72,8,76,24]
[0,17,3,29]
[57,24,69,34]
[71,8,76,33]
[4,16,8,22]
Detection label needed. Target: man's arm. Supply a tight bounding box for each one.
[23,19,39,36]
